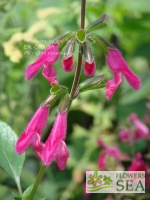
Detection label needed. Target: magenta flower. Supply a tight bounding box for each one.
[25,43,60,84]
[128,153,148,172]
[105,48,141,99]
[129,113,149,137]
[62,55,74,72]
[119,129,130,143]
[97,139,121,170]
[15,106,49,154]
[43,112,69,170]
[84,61,96,77]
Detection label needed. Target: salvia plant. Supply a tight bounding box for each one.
[0,0,142,200]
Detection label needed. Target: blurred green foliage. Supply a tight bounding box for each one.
[0,0,150,199]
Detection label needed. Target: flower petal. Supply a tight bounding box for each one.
[42,63,58,85]
[128,153,148,172]
[45,43,60,63]
[129,113,149,137]
[119,130,130,142]
[25,60,43,80]
[55,140,69,170]
[98,150,107,170]
[32,133,45,160]
[106,72,122,100]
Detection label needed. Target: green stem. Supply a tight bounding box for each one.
[69,0,86,100]
[28,165,46,200]
[69,50,82,100]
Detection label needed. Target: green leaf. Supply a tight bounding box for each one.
[0,121,25,192]
[23,185,33,199]
[86,14,107,33]
[13,198,22,200]
[79,74,106,93]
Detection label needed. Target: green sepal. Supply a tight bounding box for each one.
[13,198,22,200]
[79,74,106,93]
[90,33,115,55]
[86,23,107,33]
[76,29,86,43]
[58,94,71,113]
[86,14,107,33]
[41,93,63,108]
[50,84,60,94]
[50,83,68,95]
[58,32,76,51]
[83,42,94,64]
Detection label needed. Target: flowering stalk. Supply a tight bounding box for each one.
[27,1,87,199]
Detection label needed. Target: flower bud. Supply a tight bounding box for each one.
[62,39,76,72]
[83,42,96,77]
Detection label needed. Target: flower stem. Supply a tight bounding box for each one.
[27,1,86,199]
[28,165,46,200]
[81,0,86,29]
[69,0,86,100]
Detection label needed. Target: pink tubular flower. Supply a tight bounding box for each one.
[43,112,69,170]
[128,153,148,172]
[129,113,149,138]
[25,43,60,84]
[105,48,141,99]
[15,106,49,154]
[97,139,121,170]
[84,61,96,77]
[119,130,130,143]
[62,55,74,72]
